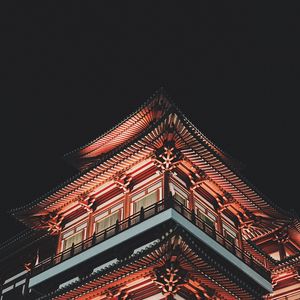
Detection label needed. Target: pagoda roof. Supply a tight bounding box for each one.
[63,87,235,171]
[63,88,172,171]
[39,228,266,300]
[0,228,44,259]
[9,88,299,235]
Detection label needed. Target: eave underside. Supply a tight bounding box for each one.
[11,112,294,241]
[40,229,268,300]
[64,90,172,171]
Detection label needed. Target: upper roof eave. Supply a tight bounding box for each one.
[9,88,237,217]
[9,105,173,218]
[63,87,171,170]
[9,89,299,232]
[175,109,297,220]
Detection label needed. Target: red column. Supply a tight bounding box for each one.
[86,212,94,238]
[163,171,170,199]
[124,193,130,218]
[56,231,63,254]
[237,227,243,249]
[278,242,286,260]
[188,189,195,211]
[216,209,223,234]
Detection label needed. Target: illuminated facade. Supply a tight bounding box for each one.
[1,89,299,299]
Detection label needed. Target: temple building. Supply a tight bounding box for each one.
[1,89,300,299]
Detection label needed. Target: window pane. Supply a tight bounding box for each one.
[223,229,237,245]
[205,216,214,228]
[134,192,157,213]
[174,193,186,205]
[96,211,119,233]
[197,210,214,228]
[225,233,235,244]
[64,232,83,250]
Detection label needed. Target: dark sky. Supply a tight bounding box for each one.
[1,2,299,244]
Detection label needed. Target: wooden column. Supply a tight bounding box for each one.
[237,227,243,249]
[114,174,132,218]
[163,171,170,197]
[276,228,288,260]
[278,242,286,260]
[86,212,94,238]
[188,189,195,211]
[56,230,63,255]
[163,171,171,207]
[216,209,223,234]
[124,193,130,219]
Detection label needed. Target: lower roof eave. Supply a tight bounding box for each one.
[29,208,272,293]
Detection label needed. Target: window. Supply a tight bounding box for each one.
[170,180,188,207]
[174,193,186,206]
[197,210,215,229]
[224,232,235,244]
[133,192,157,213]
[96,211,119,233]
[222,223,238,247]
[63,232,83,251]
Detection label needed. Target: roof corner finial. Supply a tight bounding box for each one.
[156,86,167,104]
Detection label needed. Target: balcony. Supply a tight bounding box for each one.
[29,197,272,291]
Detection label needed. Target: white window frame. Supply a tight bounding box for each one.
[131,182,162,215]
[62,231,84,251]
[93,201,123,234]
[170,179,189,207]
[60,221,87,252]
[222,222,238,246]
[95,210,120,234]
[133,190,158,214]
[194,201,217,230]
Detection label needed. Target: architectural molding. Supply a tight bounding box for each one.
[153,142,183,173]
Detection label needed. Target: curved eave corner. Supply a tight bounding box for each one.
[7,89,300,235]
[63,87,173,170]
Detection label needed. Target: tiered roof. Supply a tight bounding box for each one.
[7,88,300,241]
[38,227,267,300]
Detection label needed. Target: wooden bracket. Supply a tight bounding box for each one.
[153,142,183,173]
[39,212,64,235]
[114,173,133,194]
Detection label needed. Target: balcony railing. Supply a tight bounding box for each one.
[31,197,270,280]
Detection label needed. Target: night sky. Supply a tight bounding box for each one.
[1,3,299,244]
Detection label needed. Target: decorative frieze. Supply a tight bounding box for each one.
[274,226,289,244]
[236,212,255,231]
[153,142,183,173]
[153,260,187,296]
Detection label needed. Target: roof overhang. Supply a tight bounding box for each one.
[29,208,272,292]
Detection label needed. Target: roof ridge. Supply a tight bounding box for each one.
[246,239,277,265]
[8,89,299,231]
[9,105,174,216]
[0,229,30,250]
[39,227,179,299]
[171,106,298,220]
[155,90,246,170]
[63,87,171,160]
